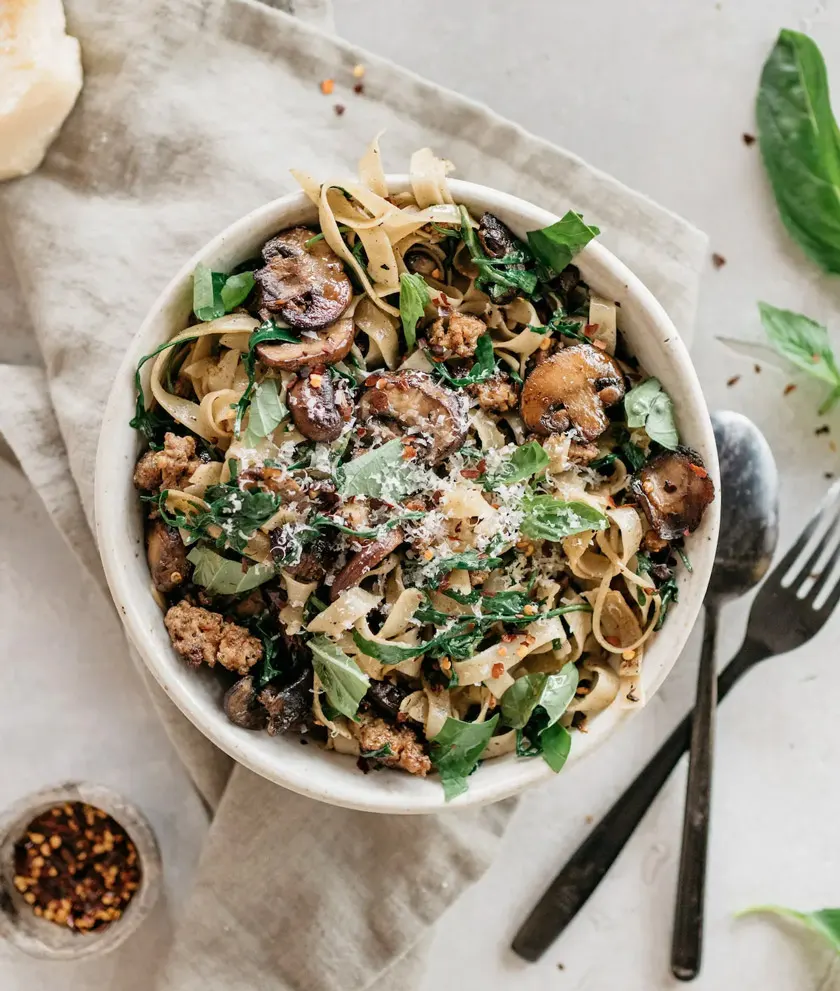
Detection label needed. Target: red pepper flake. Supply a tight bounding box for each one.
[688,463,708,479]
[491,662,505,678]
[726,374,741,387]
[783,383,797,396]
[402,446,417,460]
[592,339,607,350]
[605,636,620,647]
[606,495,616,508]
[320,79,334,95]
[476,459,487,473]
[333,104,346,116]
[583,323,599,337]
[742,132,756,146]
[460,468,481,479]
[711,253,727,269]
[353,82,365,95]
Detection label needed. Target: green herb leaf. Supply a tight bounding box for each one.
[310,635,370,720]
[529,310,589,342]
[500,666,579,730]
[624,378,679,450]
[399,272,430,351]
[484,441,549,489]
[193,264,225,321]
[431,332,497,387]
[190,484,282,553]
[539,721,573,772]
[520,495,609,542]
[338,439,428,501]
[423,548,505,588]
[756,30,840,274]
[244,377,287,442]
[187,545,275,595]
[758,302,840,411]
[311,511,424,540]
[130,336,201,441]
[737,905,840,954]
[360,744,393,760]
[220,271,255,312]
[351,628,434,663]
[233,320,301,439]
[458,206,539,301]
[430,714,499,801]
[655,576,679,630]
[526,212,600,275]
[620,441,647,471]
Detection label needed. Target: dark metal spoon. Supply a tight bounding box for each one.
[512,411,779,965]
[671,410,780,980]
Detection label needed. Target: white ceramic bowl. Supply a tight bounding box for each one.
[95,178,720,814]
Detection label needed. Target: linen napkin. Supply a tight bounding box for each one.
[0,0,708,987]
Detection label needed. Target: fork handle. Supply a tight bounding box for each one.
[511,636,771,963]
[671,601,720,981]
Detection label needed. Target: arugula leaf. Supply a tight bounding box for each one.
[459,206,539,301]
[424,548,505,588]
[220,271,255,311]
[130,336,201,441]
[187,483,281,553]
[655,576,679,630]
[758,302,840,411]
[351,628,434,663]
[624,378,679,450]
[233,320,301,438]
[430,714,499,801]
[310,635,370,720]
[187,545,275,595]
[737,905,840,954]
[399,272,430,351]
[620,441,647,472]
[520,495,609,542]
[529,310,590,342]
[526,212,600,276]
[484,441,549,489]
[431,332,498,388]
[757,30,840,274]
[310,511,424,540]
[244,377,287,443]
[360,744,393,760]
[500,666,579,730]
[338,439,428,501]
[539,722,573,772]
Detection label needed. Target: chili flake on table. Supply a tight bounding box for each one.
[12,802,142,933]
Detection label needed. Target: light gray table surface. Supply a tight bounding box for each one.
[3,1,840,988]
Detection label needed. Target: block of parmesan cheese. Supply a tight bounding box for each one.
[0,0,83,181]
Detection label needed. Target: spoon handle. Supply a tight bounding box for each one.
[671,602,720,981]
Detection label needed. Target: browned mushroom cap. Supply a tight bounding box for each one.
[358,370,468,464]
[478,212,523,304]
[631,448,715,541]
[520,343,625,441]
[146,520,189,593]
[255,317,356,370]
[258,666,313,735]
[288,366,352,442]
[329,527,404,601]
[254,227,352,330]
[223,676,267,730]
[404,245,440,277]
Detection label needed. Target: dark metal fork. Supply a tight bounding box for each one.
[512,480,840,963]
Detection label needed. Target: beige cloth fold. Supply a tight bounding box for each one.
[0,0,707,987]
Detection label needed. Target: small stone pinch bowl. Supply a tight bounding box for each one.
[0,782,161,960]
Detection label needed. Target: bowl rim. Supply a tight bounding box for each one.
[95,176,720,814]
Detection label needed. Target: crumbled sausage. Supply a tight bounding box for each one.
[428,312,485,359]
[355,714,431,776]
[133,433,202,492]
[164,601,262,676]
[568,442,600,465]
[468,374,520,412]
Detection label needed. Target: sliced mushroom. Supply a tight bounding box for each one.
[146,520,189,593]
[520,343,625,441]
[404,245,440,277]
[288,366,352,442]
[329,527,404,601]
[366,678,411,721]
[258,666,313,735]
[255,317,356,370]
[358,370,468,464]
[478,212,523,304]
[223,676,267,730]
[631,447,715,541]
[254,227,352,330]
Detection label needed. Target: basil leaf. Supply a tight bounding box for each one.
[484,441,549,489]
[233,320,301,438]
[500,666,579,730]
[624,378,679,450]
[430,714,499,801]
[539,722,573,772]
[220,271,255,311]
[758,301,840,411]
[432,332,497,387]
[338,439,428,501]
[655,576,679,630]
[310,635,370,720]
[526,211,600,275]
[737,906,840,954]
[399,272,430,351]
[757,30,840,274]
[193,264,225,321]
[351,628,436,663]
[244,377,287,442]
[520,495,609,542]
[187,545,275,595]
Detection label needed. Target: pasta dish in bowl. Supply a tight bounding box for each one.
[96,140,718,810]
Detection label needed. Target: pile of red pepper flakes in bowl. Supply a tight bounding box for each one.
[12,802,142,933]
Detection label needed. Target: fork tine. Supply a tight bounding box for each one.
[797,508,840,595]
[777,480,840,586]
[817,577,840,617]
[805,512,840,600]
